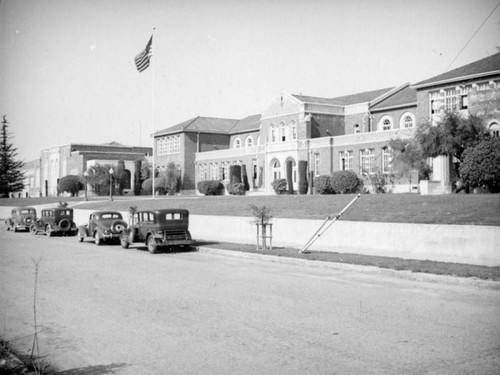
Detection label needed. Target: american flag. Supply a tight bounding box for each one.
[134,35,153,72]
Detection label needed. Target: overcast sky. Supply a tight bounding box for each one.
[1,0,500,162]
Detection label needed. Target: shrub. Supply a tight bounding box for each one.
[227,182,245,195]
[286,160,294,195]
[165,162,180,195]
[197,180,224,195]
[229,165,242,185]
[58,175,84,197]
[459,137,500,193]
[241,164,250,191]
[133,160,142,195]
[271,178,287,195]
[368,170,391,194]
[330,170,362,194]
[298,160,308,194]
[141,178,152,195]
[314,175,334,194]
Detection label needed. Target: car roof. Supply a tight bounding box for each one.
[136,209,189,214]
[91,211,122,215]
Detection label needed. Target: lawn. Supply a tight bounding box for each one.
[2,193,500,226]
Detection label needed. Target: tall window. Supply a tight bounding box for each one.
[444,88,458,111]
[220,162,230,181]
[234,138,241,149]
[353,124,360,134]
[339,151,353,171]
[210,164,218,180]
[290,121,297,140]
[272,160,281,180]
[270,124,276,143]
[280,122,287,142]
[360,149,375,174]
[382,147,393,174]
[199,164,208,181]
[314,154,320,177]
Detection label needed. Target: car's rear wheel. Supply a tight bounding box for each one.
[94,232,102,246]
[147,236,159,254]
[45,224,53,237]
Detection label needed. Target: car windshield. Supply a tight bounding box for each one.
[20,209,35,214]
[101,213,122,220]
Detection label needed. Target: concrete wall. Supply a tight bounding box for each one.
[2,206,498,267]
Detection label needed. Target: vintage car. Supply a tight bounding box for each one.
[120,209,195,254]
[77,211,128,245]
[5,207,37,232]
[30,207,77,236]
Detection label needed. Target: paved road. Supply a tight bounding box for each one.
[1,229,499,375]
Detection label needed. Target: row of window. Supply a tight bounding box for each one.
[374,112,415,132]
[234,136,259,149]
[157,135,180,155]
[338,147,393,175]
[269,121,298,143]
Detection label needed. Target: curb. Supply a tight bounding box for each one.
[198,247,500,290]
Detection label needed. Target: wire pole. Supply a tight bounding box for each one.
[151,27,156,199]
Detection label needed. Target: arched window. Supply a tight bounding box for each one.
[353,124,360,134]
[378,116,393,131]
[234,138,241,148]
[271,159,281,180]
[400,112,415,128]
[245,136,253,147]
[489,121,500,137]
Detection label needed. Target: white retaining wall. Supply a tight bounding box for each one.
[2,206,499,267]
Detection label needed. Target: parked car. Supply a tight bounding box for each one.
[77,211,128,245]
[30,207,77,236]
[120,209,196,254]
[5,207,37,232]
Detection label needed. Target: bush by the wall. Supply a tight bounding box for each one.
[286,160,294,195]
[227,182,245,195]
[330,170,362,194]
[133,159,142,195]
[459,137,500,193]
[229,165,242,185]
[141,178,152,195]
[298,160,308,194]
[314,175,334,194]
[271,178,288,195]
[197,180,224,195]
[241,164,250,191]
[58,175,84,197]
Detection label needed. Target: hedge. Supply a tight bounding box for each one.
[330,170,362,194]
[197,180,224,195]
[314,175,334,194]
[271,178,288,195]
[298,160,308,194]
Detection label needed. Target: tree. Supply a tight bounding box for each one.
[459,137,500,193]
[0,115,24,197]
[58,175,84,197]
[165,162,180,195]
[416,112,489,183]
[115,160,126,195]
[389,139,431,191]
[86,164,114,196]
[133,159,142,195]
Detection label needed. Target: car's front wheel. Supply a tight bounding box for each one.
[45,224,53,237]
[147,236,159,254]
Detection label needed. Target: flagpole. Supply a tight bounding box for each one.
[151,27,156,199]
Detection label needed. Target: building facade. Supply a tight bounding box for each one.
[22,142,152,197]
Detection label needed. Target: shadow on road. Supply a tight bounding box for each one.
[56,362,127,375]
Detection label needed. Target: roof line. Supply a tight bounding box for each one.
[412,70,500,89]
[369,83,410,107]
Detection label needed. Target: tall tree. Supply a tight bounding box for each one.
[0,115,24,197]
[416,112,489,174]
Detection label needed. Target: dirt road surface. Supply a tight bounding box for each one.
[1,229,499,374]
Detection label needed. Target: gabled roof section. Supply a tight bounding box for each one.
[332,87,394,105]
[230,114,261,134]
[155,116,238,136]
[414,52,500,88]
[370,84,417,111]
[290,94,341,106]
[100,141,126,147]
